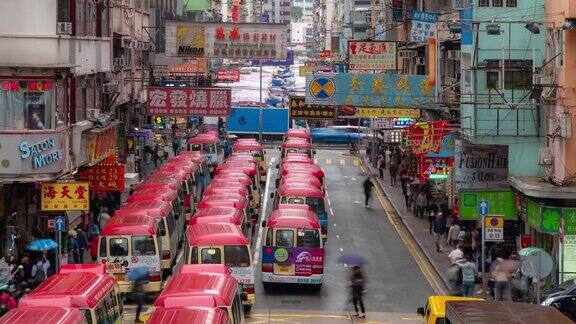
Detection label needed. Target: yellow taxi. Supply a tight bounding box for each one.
[417,296,482,323]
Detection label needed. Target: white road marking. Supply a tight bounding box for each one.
[336,235,340,238]
[327,198,331,207]
[339,248,344,252]
[270,157,276,164]
[253,170,272,265]
[351,177,357,181]
[329,207,334,215]
[354,200,362,204]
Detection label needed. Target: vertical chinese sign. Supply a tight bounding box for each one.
[411,11,439,43]
[79,165,125,191]
[147,87,232,116]
[41,182,90,211]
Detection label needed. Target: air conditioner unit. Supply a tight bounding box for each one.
[114,57,125,67]
[447,50,459,60]
[137,41,143,50]
[399,50,417,58]
[56,22,72,35]
[541,87,558,100]
[415,57,426,65]
[102,83,119,94]
[537,147,553,165]
[87,108,101,120]
[131,40,138,49]
[535,74,553,85]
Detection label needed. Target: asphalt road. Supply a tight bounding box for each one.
[124,148,435,323]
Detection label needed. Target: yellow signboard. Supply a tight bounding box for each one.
[41,182,90,211]
[484,215,504,241]
[355,108,421,118]
[299,65,317,77]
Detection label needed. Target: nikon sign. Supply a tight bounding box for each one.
[454,141,509,191]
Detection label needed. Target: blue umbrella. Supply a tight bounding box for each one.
[128,266,150,282]
[27,239,58,251]
[337,254,368,266]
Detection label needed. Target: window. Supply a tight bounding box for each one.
[506,0,516,7]
[504,70,532,89]
[58,0,71,22]
[276,229,294,247]
[0,83,56,130]
[307,198,325,215]
[478,0,489,6]
[492,0,503,7]
[165,216,175,237]
[191,246,198,264]
[190,144,202,152]
[132,236,156,256]
[76,0,84,36]
[224,246,251,267]
[487,71,500,89]
[109,238,128,256]
[556,29,564,67]
[75,79,86,122]
[203,144,216,154]
[297,229,321,248]
[95,303,110,324]
[82,309,93,324]
[285,197,305,204]
[545,28,554,63]
[99,237,107,257]
[265,229,273,246]
[201,248,222,264]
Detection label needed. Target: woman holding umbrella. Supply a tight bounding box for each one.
[338,254,368,318]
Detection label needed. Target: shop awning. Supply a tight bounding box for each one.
[510,176,576,200]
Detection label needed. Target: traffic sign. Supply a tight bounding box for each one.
[479,200,489,216]
[484,215,504,241]
[54,216,66,232]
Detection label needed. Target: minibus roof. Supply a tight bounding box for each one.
[188,135,219,145]
[20,272,117,308]
[228,153,258,162]
[282,139,312,149]
[154,268,238,307]
[186,223,249,246]
[199,194,248,209]
[232,141,263,151]
[59,264,106,275]
[281,163,324,177]
[101,214,157,236]
[173,152,208,164]
[281,176,322,188]
[207,180,245,189]
[268,208,320,229]
[278,184,325,198]
[223,158,258,167]
[281,154,313,164]
[159,163,198,175]
[147,307,229,324]
[0,306,85,324]
[276,204,311,211]
[149,170,188,182]
[286,129,311,139]
[203,186,249,197]
[213,173,252,185]
[215,166,256,177]
[119,200,173,217]
[135,178,180,191]
[127,188,178,203]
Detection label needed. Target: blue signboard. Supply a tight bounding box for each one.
[480,200,489,216]
[250,51,294,66]
[54,216,66,232]
[305,73,436,108]
[226,107,289,134]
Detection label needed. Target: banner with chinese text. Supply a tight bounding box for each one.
[411,11,439,43]
[41,182,89,211]
[147,87,231,116]
[215,69,240,83]
[289,97,335,120]
[348,41,397,70]
[406,121,449,154]
[79,165,125,191]
[166,21,288,59]
[86,125,118,166]
[168,59,207,76]
[306,73,435,108]
[419,155,454,180]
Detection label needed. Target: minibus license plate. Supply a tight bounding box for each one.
[115,274,125,281]
[274,264,293,275]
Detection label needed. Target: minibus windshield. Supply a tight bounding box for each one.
[201,248,222,264]
[132,236,156,256]
[297,229,321,248]
[204,145,216,154]
[224,246,251,267]
[276,229,294,247]
[307,198,325,214]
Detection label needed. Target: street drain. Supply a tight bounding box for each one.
[281,299,302,304]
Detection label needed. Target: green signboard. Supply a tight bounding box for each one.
[526,198,541,229]
[185,0,211,11]
[459,190,517,220]
[563,209,576,236]
[541,207,562,234]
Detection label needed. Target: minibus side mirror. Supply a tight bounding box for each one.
[416,307,424,316]
[270,192,275,199]
[192,181,196,185]
[160,228,167,236]
[241,292,248,302]
[313,150,317,154]
[275,164,279,169]
[261,220,266,227]
[278,147,281,151]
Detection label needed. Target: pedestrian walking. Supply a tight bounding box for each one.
[349,266,366,318]
[447,221,461,247]
[416,191,427,219]
[456,255,477,297]
[133,276,147,323]
[448,244,464,265]
[491,258,513,301]
[31,254,49,287]
[362,177,374,207]
[378,157,385,179]
[433,213,447,253]
[389,161,398,186]
[428,204,438,235]
[76,226,89,263]
[68,230,80,264]
[98,207,111,230]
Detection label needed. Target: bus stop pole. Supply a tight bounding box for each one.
[481,214,487,298]
[56,230,61,274]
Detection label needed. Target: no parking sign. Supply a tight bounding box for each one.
[484,216,504,241]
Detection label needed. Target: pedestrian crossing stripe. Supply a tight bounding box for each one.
[326,159,332,165]
[353,159,360,166]
[270,157,276,163]
[340,159,346,166]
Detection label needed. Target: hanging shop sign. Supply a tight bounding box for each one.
[406,121,449,154]
[41,182,90,211]
[354,108,421,118]
[419,156,454,181]
[426,132,460,158]
[147,87,232,116]
[410,10,439,43]
[347,41,397,71]
[564,209,576,236]
[299,65,317,77]
[459,190,516,221]
[167,58,207,76]
[319,50,331,58]
[86,124,118,166]
[522,197,574,234]
[0,130,68,176]
[80,164,125,191]
[305,73,435,108]
[289,96,336,120]
[166,21,289,59]
[372,118,390,130]
[215,69,241,83]
[454,142,509,190]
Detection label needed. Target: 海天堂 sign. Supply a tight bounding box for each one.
[41,182,90,211]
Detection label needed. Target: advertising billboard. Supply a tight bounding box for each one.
[348,41,397,70]
[147,87,232,116]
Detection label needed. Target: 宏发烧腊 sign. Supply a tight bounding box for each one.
[147,87,231,116]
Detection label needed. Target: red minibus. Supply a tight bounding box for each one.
[187,134,224,168]
[272,184,327,239]
[189,207,249,237]
[284,129,311,142]
[19,264,123,323]
[147,307,229,324]
[280,139,314,159]
[198,193,252,227]
[280,175,323,190]
[185,223,255,310]
[0,306,85,324]
[127,188,185,222]
[153,264,245,323]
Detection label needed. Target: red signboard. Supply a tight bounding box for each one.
[216,69,240,83]
[80,165,125,191]
[419,155,454,181]
[406,121,449,154]
[319,50,331,58]
[147,87,232,116]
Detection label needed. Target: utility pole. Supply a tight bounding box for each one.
[258,0,264,143]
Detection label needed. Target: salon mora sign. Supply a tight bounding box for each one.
[454,142,509,189]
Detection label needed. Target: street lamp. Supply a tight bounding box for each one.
[448,21,462,34]
[525,22,540,34]
[486,22,501,35]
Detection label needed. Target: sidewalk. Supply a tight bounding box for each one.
[363,157,454,291]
